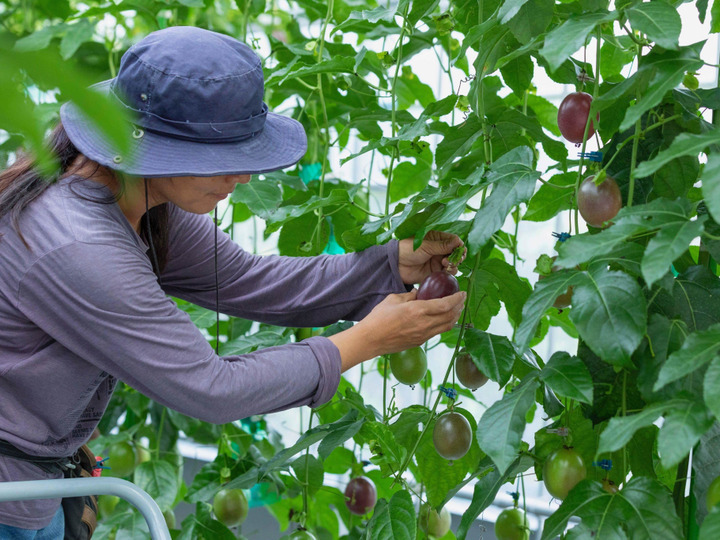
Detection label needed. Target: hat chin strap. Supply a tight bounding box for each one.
[214,206,220,356]
[144,178,162,284]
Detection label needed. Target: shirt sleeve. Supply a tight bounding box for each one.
[17,241,341,424]
[160,207,410,327]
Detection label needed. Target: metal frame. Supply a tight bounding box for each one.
[0,477,171,539]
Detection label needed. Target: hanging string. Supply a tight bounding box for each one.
[214,206,220,356]
[144,178,162,286]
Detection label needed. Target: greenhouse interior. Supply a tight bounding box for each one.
[0,0,719,539]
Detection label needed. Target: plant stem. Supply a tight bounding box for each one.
[302,410,315,520]
[383,356,389,423]
[155,407,166,460]
[313,0,334,247]
[573,27,603,232]
[628,44,644,208]
[392,253,482,484]
[384,4,410,216]
[673,456,689,526]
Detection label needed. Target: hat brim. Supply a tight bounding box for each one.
[59,80,307,178]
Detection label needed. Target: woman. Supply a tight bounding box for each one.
[0,26,466,535]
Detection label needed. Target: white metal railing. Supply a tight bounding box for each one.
[0,477,171,540]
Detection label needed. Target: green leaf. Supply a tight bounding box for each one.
[597,402,667,455]
[231,181,282,220]
[464,257,532,330]
[463,328,518,387]
[653,155,699,200]
[435,115,484,175]
[642,215,707,287]
[498,0,532,23]
[705,357,720,421]
[700,508,720,540]
[364,490,417,540]
[60,20,95,59]
[14,25,66,52]
[455,457,532,540]
[291,455,324,496]
[654,323,720,390]
[702,153,720,224]
[570,267,647,366]
[540,11,617,72]
[500,54,534,96]
[277,212,330,256]
[133,461,179,512]
[693,423,720,524]
[636,129,720,178]
[317,415,365,459]
[657,400,714,468]
[506,0,554,44]
[539,351,594,405]
[178,502,236,540]
[476,375,540,475]
[515,269,583,353]
[625,1,681,50]
[523,172,575,222]
[467,146,540,252]
[416,409,481,507]
[600,36,636,82]
[542,477,682,540]
[620,46,704,132]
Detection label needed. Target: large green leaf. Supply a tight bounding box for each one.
[542,477,682,540]
[364,490,417,540]
[539,351,593,405]
[569,267,647,366]
[700,508,720,540]
[704,357,720,421]
[620,45,704,132]
[467,146,540,252]
[657,399,714,468]
[701,153,720,224]
[523,172,575,222]
[476,375,540,474]
[641,215,706,287]
[435,115,484,175]
[134,460,179,512]
[415,409,481,507]
[515,269,583,353]
[231,181,283,220]
[693,423,720,524]
[464,257,532,330]
[597,402,668,455]
[178,502,236,540]
[291,454,325,497]
[654,323,720,390]
[463,328,517,387]
[625,1,681,50]
[634,128,720,178]
[540,11,617,72]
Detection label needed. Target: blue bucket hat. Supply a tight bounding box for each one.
[60,26,307,177]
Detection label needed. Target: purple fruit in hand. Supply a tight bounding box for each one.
[417,271,459,300]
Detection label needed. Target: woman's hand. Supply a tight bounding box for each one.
[398,231,465,285]
[328,289,466,372]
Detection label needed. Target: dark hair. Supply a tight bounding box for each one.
[0,124,168,275]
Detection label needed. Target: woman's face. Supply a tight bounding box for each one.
[151,174,251,214]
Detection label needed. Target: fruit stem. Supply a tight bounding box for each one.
[391,253,482,485]
[384,3,411,217]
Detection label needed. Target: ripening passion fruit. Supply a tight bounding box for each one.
[433,411,473,461]
[417,271,459,300]
[577,175,622,228]
[455,352,489,390]
[557,92,597,144]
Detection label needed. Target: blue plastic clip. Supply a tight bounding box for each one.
[438,386,458,400]
[508,491,520,503]
[552,232,572,242]
[95,457,111,470]
[592,459,613,471]
[578,151,603,163]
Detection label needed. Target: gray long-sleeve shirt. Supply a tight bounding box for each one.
[0,176,406,528]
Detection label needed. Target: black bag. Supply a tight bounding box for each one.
[0,440,98,539]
